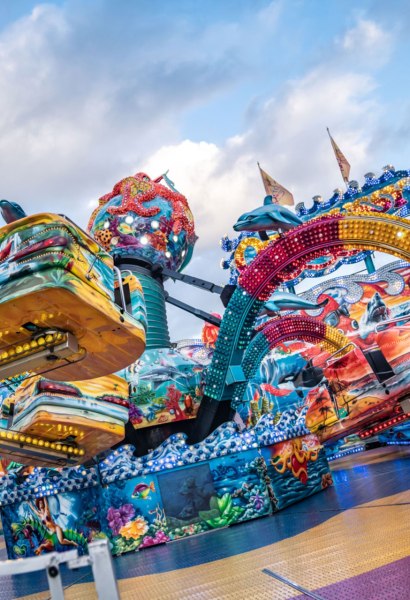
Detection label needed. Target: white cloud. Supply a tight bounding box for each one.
[0,4,405,341]
[143,67,381,256]
[339,18,394,66]
[142,15,400,339]
[142,140,257,252]
[257,0,283,28]
[0,2,250,222]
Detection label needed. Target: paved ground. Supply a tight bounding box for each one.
[1,445,409,599]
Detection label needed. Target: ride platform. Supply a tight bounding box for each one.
[0,445,408,599]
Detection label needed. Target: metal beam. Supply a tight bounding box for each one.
[160,266,224,294]
[0,540,119,600]
[165,293,221,326]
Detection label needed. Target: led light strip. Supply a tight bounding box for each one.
[0,332,81,379]
[0,331,67,365]
[0,427,84,469]
[327,446,365,461]
[230,316,350,406]
[205,212,410,401]
[359,412,410,438]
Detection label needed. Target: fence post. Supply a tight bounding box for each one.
[88,539,120,600]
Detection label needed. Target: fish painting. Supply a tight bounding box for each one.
[139,365,191,384]
[131,481,156,500]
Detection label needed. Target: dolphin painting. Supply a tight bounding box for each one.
[0,200,27,224]
[139,365,192,383]
[260,292,329,316]
[233,195,302,237]
[262,354,324,390]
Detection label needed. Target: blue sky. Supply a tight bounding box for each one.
[0,0,409,338]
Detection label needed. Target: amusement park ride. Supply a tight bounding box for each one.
[0,166,409,559]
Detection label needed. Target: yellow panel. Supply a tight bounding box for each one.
[0,284,145,380]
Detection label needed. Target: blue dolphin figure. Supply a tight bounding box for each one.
[260,292,328,315]
[0,200,27,224]
[233,195,302,235]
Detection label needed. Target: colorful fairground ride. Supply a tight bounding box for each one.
[0,165,410,559]
[0,207,147,467]
[213,165,410,455]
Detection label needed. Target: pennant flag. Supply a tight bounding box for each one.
[154,170,180,192]
[257,163,294,206]
[327,128,351,184]
[162,170,180,193]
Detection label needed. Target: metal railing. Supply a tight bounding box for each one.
[322,342,356,367]
[0,539,120,600]
[113,265,128,313]
[375,314,410,331]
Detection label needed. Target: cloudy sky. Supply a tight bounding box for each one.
[0,0,408,339]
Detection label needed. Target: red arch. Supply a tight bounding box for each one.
[204,212,410,402]
[239,213,410,300]
[231,317,350,404]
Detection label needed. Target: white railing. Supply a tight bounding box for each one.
[0,539,120,600]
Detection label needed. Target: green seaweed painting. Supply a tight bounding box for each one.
[199,494,245,528]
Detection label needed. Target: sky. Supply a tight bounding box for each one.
[0,0,409,340]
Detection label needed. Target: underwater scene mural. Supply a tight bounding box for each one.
[100,473,169,555]
[1,490,103,559]
[0,463,103,559]
[159,452,271,540]
[158,463,216,531]
[101,450,271,551]
[0,416,331,559]
[208,452,271,526]
[123,347,204,429]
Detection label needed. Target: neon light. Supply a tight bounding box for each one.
[359,413,410,438]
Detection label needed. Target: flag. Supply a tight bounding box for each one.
[327,128,351,184]
[162,170,180,193]
[257,163,294,206]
